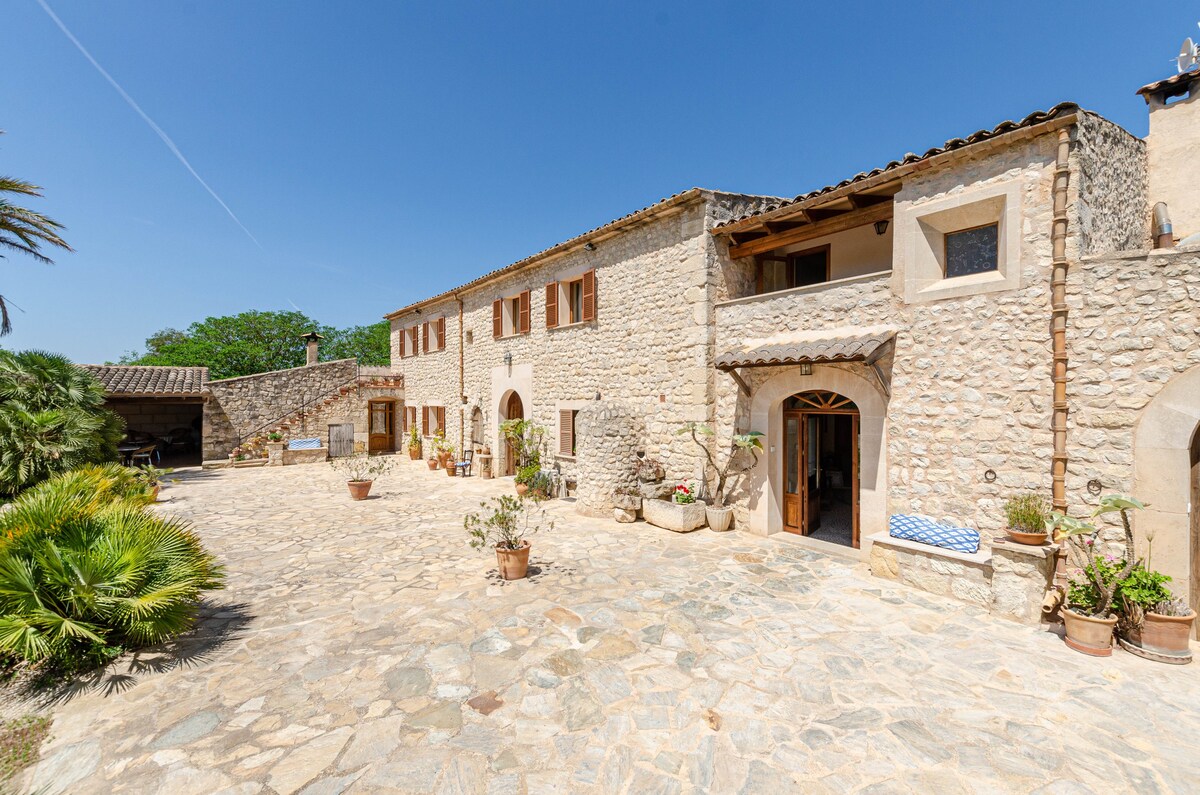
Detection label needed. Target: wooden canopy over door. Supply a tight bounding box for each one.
[368,400,396,453]
[782,390,860,548]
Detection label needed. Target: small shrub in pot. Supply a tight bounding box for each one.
[1003,494,1050,545]
[330,455,392,500]
[465,494,553,580]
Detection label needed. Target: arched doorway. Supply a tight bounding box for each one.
[782,390,860,547]
[503,391,524,476]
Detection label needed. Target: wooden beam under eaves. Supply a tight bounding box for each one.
[847,193,894,210]
[728,201,893,259]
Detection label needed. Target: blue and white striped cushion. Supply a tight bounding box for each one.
[889,514,980,554]
[287,438,321,450]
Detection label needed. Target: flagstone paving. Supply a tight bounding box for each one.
[20,460,1200,794]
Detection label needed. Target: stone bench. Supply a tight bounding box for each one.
[867,532,1057,624]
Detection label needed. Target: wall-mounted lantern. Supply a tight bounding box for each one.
[798,363,813,376]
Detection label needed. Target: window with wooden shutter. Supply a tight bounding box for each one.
[558,409,576,457]
[437,317,446,350]
[493,299,502,338]
[422,406,429,436]
[410,326,419,357]
[518,290,531,334]
[435,407,446,436]
[545,282,558,328]
[422,322,429,353]
[582,269,596,322]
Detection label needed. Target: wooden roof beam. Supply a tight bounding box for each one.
[728,201,893,259]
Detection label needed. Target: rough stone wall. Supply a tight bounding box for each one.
[390,195,752,492]
[574,400,645,516]
[1073,111,1149,255]
[713,134,1064,541]
[287,382,405,452]
[203,359,359,459]
[1065,247,1200,527]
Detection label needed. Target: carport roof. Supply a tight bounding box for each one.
[80,365,209,397]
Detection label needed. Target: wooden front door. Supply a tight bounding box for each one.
[368,400,395,453]
[782,391,861,547]
[783,411,803,533]
[504,392,524,476]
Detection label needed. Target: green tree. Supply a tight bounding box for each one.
[0,350,124,497]
[122,310,331,380]
[0,174,73,335]
[123,312,392,378]
[322,321,390,366]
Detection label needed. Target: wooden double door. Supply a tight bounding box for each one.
[782,391,860,547]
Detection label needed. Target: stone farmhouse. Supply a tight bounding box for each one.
[389,68,1200,628]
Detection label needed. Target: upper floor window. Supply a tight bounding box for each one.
[756,245,829,294]
[944,223,998,278]
[422,317,446,353]
[493,291,531,338]
[401,325,420,357]
[546,270,596,328]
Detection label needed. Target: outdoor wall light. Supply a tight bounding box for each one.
[983,469,997,483]
[503,352,512,367]
[414,307,422,315]
[461,395,469,405]
[595,391,602,400]
[584,242,596,251]
[797,363,813,376]
[873,220,889,236]
[1087,478,1103,495]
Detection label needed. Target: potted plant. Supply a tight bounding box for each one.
[441,442,459,477]
[515,463,539,497]
[133,464,174,501]
[1115,562,1195,664]
[677,423,764,532]
[643,480,708,533]
[528,470,553,500]
[1049,495,1145,657]
[331,455,392,500]
[1003,494,1050,545]
[465,494,554,580]
[426,452,439,471]
[407,426,422,460]
[500,419,545,472]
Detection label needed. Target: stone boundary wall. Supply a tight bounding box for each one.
[203,359,359,460]
[1071,112,1149,256]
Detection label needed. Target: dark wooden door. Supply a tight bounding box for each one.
[329,423,355,458]
[368,400,395,453]
[804,414,821,533]
[504,392,524,476]
[783,411,802,533]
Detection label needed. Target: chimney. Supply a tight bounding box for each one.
[1138,67,1200,243]
[300,331,324,366]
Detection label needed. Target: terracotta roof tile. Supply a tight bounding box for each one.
[716,327,897,369]
[81,365,209,397]
[1137,69,1200,100]
[715,102,1080,230]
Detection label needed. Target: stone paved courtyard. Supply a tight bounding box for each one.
[21,460,1200,794]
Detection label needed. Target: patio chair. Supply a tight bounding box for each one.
[130,443,158,466]
[165,427,194,452]
[455,449,474,477]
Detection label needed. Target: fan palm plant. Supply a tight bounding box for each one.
[0,174,73,335]
[0,350,124,496]
[0,472,223,671]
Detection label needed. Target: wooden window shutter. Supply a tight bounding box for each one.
[437,317,446,350]
[422,322,429,353]
[493,299,502,338]
[422,406,429,435]
[437,407,446,435]
[410,326,419,357]
[545,283,558,328]
[409,406,417,431]
[559,409,574,457]
[519,290,531,334]
[582,269,596,322]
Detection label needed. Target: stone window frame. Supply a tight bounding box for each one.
[554,399,588,460]
[895,178,1022,304]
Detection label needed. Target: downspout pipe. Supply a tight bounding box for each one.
[1050,127,1072,592]
[1152,202,1174,249]
[457,295,465,451]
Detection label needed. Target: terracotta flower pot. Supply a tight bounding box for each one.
[149,484,161,502]
[408,446,421,460]
[446,463,457,477]
[347,480,373,500]
[427,458,439,471]
[1006,528,1049,545]
[496,542,531,580]
[1062,608,1117,656]
[706,506,734,532]
[515,482,529,497]
[1119,610,1196,664]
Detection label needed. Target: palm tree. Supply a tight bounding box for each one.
[0,350,124,496]
[0,174,73,335]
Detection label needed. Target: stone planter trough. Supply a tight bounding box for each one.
[643,499,707,533]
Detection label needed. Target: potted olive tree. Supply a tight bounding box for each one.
[1003,494,1050,545]
[676,423,764,532]
[465,494,554,580]
[407,426,422,460]
[330,455,392,500]
[1049,495,1145,656]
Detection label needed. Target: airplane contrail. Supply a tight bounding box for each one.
[36,0,263,248]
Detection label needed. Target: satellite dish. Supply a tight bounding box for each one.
[1177,37,1199,73]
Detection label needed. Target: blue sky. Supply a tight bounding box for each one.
[2,1,1194,362]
